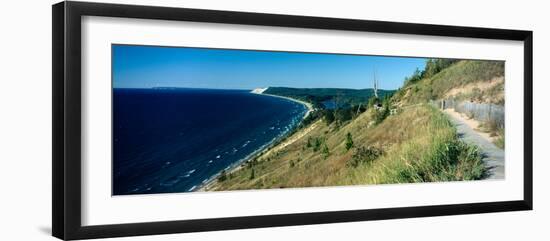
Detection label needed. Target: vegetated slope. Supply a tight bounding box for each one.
[392,59,506,148]
[208,104,485,191]
[393,60,505,105]
[206,60,503,191]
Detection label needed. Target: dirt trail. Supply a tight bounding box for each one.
[443,109,504,179]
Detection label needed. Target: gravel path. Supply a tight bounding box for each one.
[443,110,505,179]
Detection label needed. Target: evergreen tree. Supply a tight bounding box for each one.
[324,110,335,124]
[217,170,227,182]
[345,132,354,151]
[322,143,330,159]
[313,137,322,152]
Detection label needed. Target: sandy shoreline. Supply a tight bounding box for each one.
[259,93,314,120]
[196,91,314,192]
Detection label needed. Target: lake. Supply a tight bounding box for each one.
[113,88,307,195]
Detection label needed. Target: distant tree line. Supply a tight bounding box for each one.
[316,94,393,126]
[264,87,395,110]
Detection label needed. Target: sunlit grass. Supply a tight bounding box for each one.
[209,104,486,191]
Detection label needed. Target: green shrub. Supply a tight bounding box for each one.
[322,143,330,159]
[217,170,227,182]
[345,132,354,151]
[249,169,255,180]
[313,137,322,152]
[373,105,390,125]
[335,108,353,123]
[306,136,312,148]
[348,146,383,168]
[324,110,335,124]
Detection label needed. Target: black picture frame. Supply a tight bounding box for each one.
[52,1,533,240]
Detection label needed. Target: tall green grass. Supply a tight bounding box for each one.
[344,106,486,185]
[210,105,487,191]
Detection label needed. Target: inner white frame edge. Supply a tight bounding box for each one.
[81,16,524,226]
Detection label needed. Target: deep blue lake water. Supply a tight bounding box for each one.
[113,88,307,195]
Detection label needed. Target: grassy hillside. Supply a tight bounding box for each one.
[393,60,505,105]
[204,59,502,191]
[392,60,506,147]
[207,104,485,191]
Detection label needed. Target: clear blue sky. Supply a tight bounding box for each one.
[113,45,426,90]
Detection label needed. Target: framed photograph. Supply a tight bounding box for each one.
[52,1,533,240]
